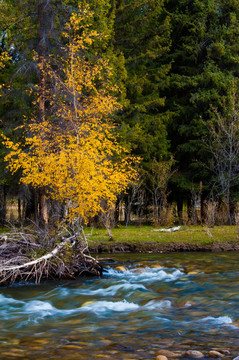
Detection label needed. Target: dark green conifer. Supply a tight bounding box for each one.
[165,0,239,218]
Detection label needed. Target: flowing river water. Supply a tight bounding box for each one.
[0,252,239,359]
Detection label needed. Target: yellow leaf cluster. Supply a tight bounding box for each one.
[0,52,11,96]
[0,52,10,69]
[4,121,137,220]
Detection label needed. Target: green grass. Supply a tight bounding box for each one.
[0,227,9,234]
[85,224,239,247]
[0,224,238,251]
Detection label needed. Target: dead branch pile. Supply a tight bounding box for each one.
[0,225,102,286]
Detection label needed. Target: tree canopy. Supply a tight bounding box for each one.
[1,0,239,226]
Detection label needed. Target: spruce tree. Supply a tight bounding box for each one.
[165,0,239,219]
[113,0,171,164]
[109,0,173,223]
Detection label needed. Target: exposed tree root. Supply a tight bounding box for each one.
[0,225,102,286]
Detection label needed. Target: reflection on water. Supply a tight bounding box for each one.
[0,252,239,359]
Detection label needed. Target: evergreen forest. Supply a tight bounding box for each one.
[1,0,239,228]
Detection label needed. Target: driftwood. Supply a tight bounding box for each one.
[153,226,181,232]
[0,225,102,286]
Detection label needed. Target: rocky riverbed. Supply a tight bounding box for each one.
[0,252,239,359]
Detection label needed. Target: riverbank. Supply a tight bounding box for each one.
[0,224,238,285]
[87,225,239,253]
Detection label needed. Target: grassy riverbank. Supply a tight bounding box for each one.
[0,224,238,285]
[86,225,239,253]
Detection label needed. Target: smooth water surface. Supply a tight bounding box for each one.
[0,252,239,359]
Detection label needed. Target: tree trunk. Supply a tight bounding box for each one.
[190,191,198,225]
[225,190,231,225]
[200,192,206,224]
[0,186,7,225]
[114,197,120,224]
[24,187,37,223]
[18,199,21,223]
[39,188,48,226]
[38,0,52,121]
[229,201,236,225]
[176,198,183,224]
[124,194,131,226]
[37,0,53,226]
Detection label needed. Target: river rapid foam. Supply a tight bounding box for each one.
[0,252,239,359]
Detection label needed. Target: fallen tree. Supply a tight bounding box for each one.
[0,225,102,286]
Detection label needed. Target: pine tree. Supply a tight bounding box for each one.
[112,0,172,222]
[165,0,239,219]
[113,0,171,164]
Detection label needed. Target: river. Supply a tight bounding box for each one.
[0,252,239,359]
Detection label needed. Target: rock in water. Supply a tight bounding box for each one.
[187,271,200,275]
[185,350,204,358]
[208,351,225,358]
[81,301,95,307]
[151,264,163,268]
[211,349,230,355]
[156,356,168,360]
[156,350,182,358]
[115,266,127,272]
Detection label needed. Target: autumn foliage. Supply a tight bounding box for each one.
[3,6,137,222]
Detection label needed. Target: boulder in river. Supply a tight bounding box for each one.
[185,350,204,358]
[156,355,168,360]
[176,300,192,308]
[208,350,225,358]
[133,268,145,273]
[151,264,163,268]
[211,348,230,355]
[187,271,200,275]
[81,300,95,307]
[115,266,127,272]
[156,349,182,358]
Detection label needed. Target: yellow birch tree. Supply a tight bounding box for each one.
[3,5,137,222]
